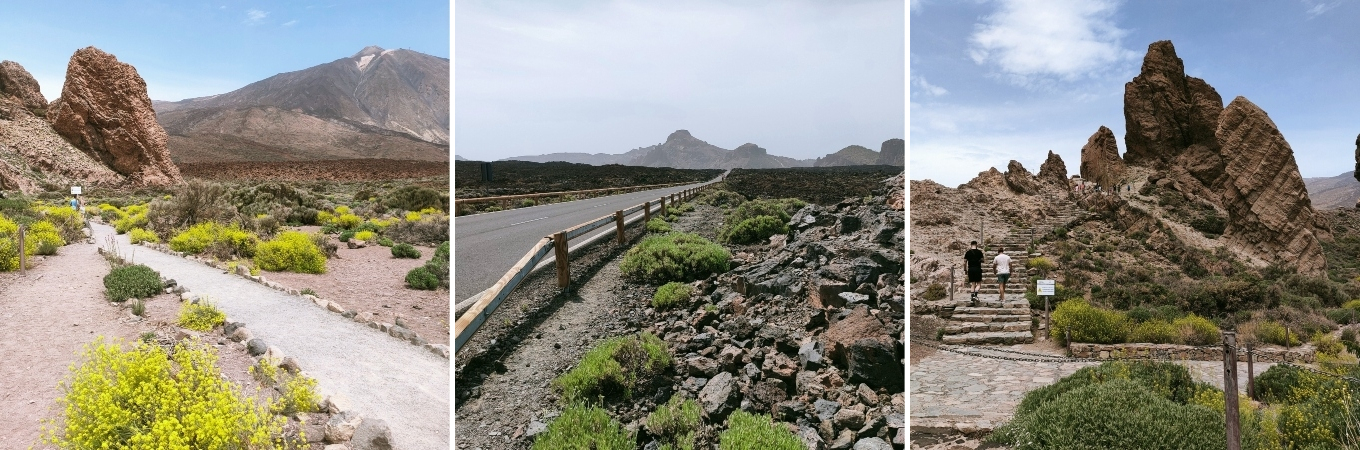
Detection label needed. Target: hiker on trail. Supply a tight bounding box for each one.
[994,247,1012,301]
[964,241,984,303]
[69,197,78,211]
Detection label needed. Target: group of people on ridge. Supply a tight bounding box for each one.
[963,241,1010,305]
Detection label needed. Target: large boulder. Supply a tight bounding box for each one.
[1216,96,1329,276]
[0,60,48,115]
[1123,40,1224,170]
[875,138,904,166]
[47,47,182,186]
[1003,160,1040,195]
[1036,150,1068,188]
[1079,126,1127,189]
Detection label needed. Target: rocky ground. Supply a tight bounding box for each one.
[178,159,449,182]
[726,166,904,205]
[456,174,905,449]
[454,160,720,198]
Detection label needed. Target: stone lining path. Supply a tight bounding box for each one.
[95,223,449,450]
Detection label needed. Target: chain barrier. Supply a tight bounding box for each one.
[912,332,1244,365]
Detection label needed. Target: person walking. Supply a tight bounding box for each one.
[994,246,1012,301]
[964,241,984,304]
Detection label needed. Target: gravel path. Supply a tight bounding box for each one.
[94,223,449,450]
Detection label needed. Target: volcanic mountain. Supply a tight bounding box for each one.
[501,130,901,169]
[153,46,448,163]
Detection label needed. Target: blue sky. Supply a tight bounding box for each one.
[910,0,1360,186]
[455,0,905,162]
[0,1,448,102]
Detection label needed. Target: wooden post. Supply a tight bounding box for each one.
[18,224,25,273]
[1065,329,1071,356]
[553,232,569,288]
[644,201,651,223]
[1045,295,1051,338]
[615,210,625,244]
[1224,331,1241,450]
[660,197,666,216]
[1247,342,1255,400]
[949,265,955,302]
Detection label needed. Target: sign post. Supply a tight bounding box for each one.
[1037,279,1055,335]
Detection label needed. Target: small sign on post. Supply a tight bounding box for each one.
[70,186,82,195]
[1037,279,1055,335]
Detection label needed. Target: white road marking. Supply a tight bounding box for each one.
[509,217,550,226]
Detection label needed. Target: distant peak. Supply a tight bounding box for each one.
[352,46,385,58]
[666,129,693,142]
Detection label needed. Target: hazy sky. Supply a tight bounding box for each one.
[911,0,1360,186]
[455,0,905,162]
[0,1,449,102]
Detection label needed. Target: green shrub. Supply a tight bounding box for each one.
[377,236,394,247]
[338,230,355,242]
[1172,314,1220,346]
[990,379,1224,450]
[254,231,327,274]
[42,338,283,449]
[0,236,17,272]
[620,233,730,284]
[405,266,439,290]
[352,230,375,242]
[531,404,633,450]
[168,222,258,258]
[1313,333,1344,357]
[720,215,788,245]
[25,220,64,255]
[702,189,746,208]
[647,395,703,450]
[1014,361,1198,415]
[1129,320,1180,344]
[922,283,946,301]
[718,410,802,450]
[1027,256,1055,277]
[384,186,447,213]
[553,333,670,404]
[271,373,320,416]
[178,299,227,331]
[1254,321,1301,346]
[653,282,693,309]
[103,264,162,302]
[128,228,159,244]
[392,243,421,259]
[1050,299,1130,345]
[646,218,672,234]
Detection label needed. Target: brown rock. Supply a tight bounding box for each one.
[1003,160,1040,195]
[1354,133,1359,184]
[1216,96,1329,276]
[1036,150,1069,188]
[820,305,892,365]
[47,47,181,185]
[1079,126,1127,189]
[0,60,48,114]
[1123,40,1224,169]
[875,138,904,166]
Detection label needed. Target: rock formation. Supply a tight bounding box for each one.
[1216,96,1328,275]
[1037,150,1068,188]
[1079,126,1127,189]
[1354,133,1359,184]
[876,138,905,166]
[0,60,48,117]
[1003,160,1040,195]
[814,145,879,167]
[1123,40,1224,175]
[47,47,181,185]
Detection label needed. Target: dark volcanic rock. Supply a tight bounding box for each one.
[0,60,48,114]
[1036,150,1068,188]
[875,139,904,166]
[1080,126,1127,188]
[1354,133,1360,185]
[1216,96,1329,276]
[1003,160,1040,195]
[1123,40,1224,169]
[47,47,181,185]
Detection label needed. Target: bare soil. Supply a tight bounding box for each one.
[260,231,449,345]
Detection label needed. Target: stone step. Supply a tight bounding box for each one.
[949,314,1029,323]
[944,321,1031,334]
[953,299,1029,309]
[952,306,1030,315]
[941,331,1034,345]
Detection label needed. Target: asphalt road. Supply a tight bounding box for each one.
[453,173,724,301]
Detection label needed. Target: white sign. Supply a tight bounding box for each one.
[1036,279,1056,296]
[70,186,82,195]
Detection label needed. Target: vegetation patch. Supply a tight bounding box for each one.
[620,232,730,284]
[391,243,421,259]
[553,333,670,404]
[168,221,259,259]
[103,264,163,302]
[652,282,693,310]
[717,410,803,450]
[530,403,634,450]
[128,227,159,244]
[178,299,227,331]
[405,241,448,290]
[254,231,327,274]
[646,395,703,450]
[646,218,673,234]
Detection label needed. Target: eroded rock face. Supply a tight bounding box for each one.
[0,60,47,115]
[1080,126,1126,188]
[1217,96,1328,276]
[1003,160,1040,195]
[47,47,181,185]
[1123,40,1224,171]
[876,138,904,166]
[1353,133,1359,184]
[1036,150,1068,188]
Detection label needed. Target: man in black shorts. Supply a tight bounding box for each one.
[964,241,984,303]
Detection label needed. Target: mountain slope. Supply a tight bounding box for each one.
[1305,171,1360,209]
[154,46,448,163]
[501,130,816,169]
[814,145,879,167]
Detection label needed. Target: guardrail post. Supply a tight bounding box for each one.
[1246,342,1255,400]
[644,201,651,223]
[660,197,666,216]
[615,210,625,243]
[553,232,569,288]
[18,224,25,273]
[1224,331,1240,450]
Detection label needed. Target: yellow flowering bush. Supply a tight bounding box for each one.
[333,205,351,215]
[113,204,150,234]
[404,211,422,222]
[353,230,376,242]
[178,299,227,331]
[316,210,334,225]
[254,231,327,274]
[38,205,85,242]
[25,220,65,255]
[333,213,362,229]
[129,227,160,244]
[0,236,17,272]
[169,222,259,258]
[43,338,286,449]
[272,373,320,416]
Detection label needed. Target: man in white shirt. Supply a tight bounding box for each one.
[994,247,1012,301]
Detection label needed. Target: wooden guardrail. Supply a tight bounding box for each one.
[453,182,694,209]
[453,179,721,350]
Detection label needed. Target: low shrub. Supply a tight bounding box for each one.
[42,338,283,449]
[271,373,320,416]
[0,236,17,271]
[922,283,946,301]
[384,186,447,213]
[531,404,633,450]
[620,233,730,284]
[352,230,375,242]
[385,214,449,246]
[718,410,802,450]
[1254,321,1301,346]
[405,266,439,290]
[1050,299,1130,345]
[377,236,394,247]
[1129,320,1180,344]
[39,205,85,243]
[178,299,227,331]
[254,231,327,274]
[338,230,355,242]
[990,378,1224,450]
[1172,314,1220,346]
[25,220,65,255]
[404,241,448,290]
[702,189,746,208]
[647,395,703,450]
[168,222,258,258]
[103,264,162,302]
[1313,333,1344,357]
[392,243,421,259]
[553,333,670,404]
[127,227,159,244]
[646,218,672,234]
[333,213,363,230]
[720,215,788,245]
[653,282,692,309]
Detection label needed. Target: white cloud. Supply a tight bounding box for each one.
[283,19,298,26]
[1300,0,1343,17]
[245,9,268,25]
[968,0,1137,87]
[913,76,948,97]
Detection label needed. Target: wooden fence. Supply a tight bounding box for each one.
[453,182,695,210]
[453,182,718,350]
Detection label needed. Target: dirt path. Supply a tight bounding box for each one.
[94,223,450,450]
[0,239,141,449]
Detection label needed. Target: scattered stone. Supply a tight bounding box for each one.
[324,411,363,443]
[350,417,393,450]
[246,338,267,357]
[852,437,892,450]
[698,371,738,417]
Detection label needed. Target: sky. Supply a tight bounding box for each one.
[910,0,1360,186]
[454,0,905,162]
[0,1,449,102]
